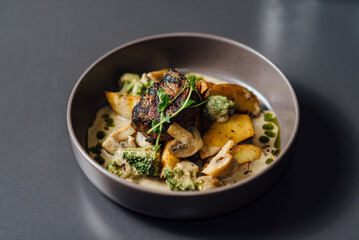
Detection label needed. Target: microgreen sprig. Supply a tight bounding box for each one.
[149,74,204,157]
[147,75,198,134]
[152,89,168,157]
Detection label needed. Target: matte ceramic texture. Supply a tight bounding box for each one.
[67,33,299,220]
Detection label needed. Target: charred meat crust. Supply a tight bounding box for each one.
[131,69,199,142]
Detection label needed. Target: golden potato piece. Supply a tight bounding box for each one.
[205,84,260,116]
[231,144,262,165]
[202,114,255,148]
[160,142,181,178]
[147,69,167,82]
[105,92,141,119]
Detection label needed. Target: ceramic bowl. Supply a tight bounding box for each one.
[67,33,299,219]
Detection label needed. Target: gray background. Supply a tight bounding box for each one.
[1,0,359,239]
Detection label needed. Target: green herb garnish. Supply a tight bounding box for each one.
[96,131,106,140]
[147,74,204,158]
[266,158,274,165]
[263,123,274,130]
[264,130,276,138]
[259,136,270,143]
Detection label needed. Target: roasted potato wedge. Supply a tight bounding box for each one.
[160,142,181,178]
[202,114,255,149]
[147,69,167,82]
[205,84,260,116]
[105,92,141,119]
[231,144,262,165]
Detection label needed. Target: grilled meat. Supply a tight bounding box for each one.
[131,69,200,142]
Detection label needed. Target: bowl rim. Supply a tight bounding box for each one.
[67,32,300,197]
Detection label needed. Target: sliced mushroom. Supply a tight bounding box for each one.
[196,79,213,95]
[202,140,235,177]
[199,144,221,159]
[102,124,136,154]
[112,124,136,142]
[197,176,224,191]
[167,122,193,142]
[127,136,136,148]
[166,123,203,158]
[135,132,154,148]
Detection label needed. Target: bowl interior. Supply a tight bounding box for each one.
[69,34,298,183]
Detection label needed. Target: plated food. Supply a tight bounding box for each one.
[68,33,299,218]
[87,68,280,191]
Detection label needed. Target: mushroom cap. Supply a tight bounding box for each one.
[167,124,203,158]
[201,140,236,177]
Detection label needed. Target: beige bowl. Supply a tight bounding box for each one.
[67,33,299,219]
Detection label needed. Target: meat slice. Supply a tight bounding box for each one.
[131,68,199,142]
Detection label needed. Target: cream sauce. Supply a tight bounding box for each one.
[87,106,130,167]
[191,72,227,85]
[87,73,280,191]
[223,110,279,184]
[87,106,169,191]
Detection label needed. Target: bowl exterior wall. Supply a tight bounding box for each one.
[71,137,294,219]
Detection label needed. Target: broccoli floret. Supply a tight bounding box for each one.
[107,158,136,179]
[203,95,236,122]
[119,73,140,95]
[163,161,200,191]
[118,73,154,95]
[132,73,154,95]
[188,74,204,81]
[122,148,161,177]
[131,82,146,95]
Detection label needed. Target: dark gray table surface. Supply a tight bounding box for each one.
[1,0,359,239]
